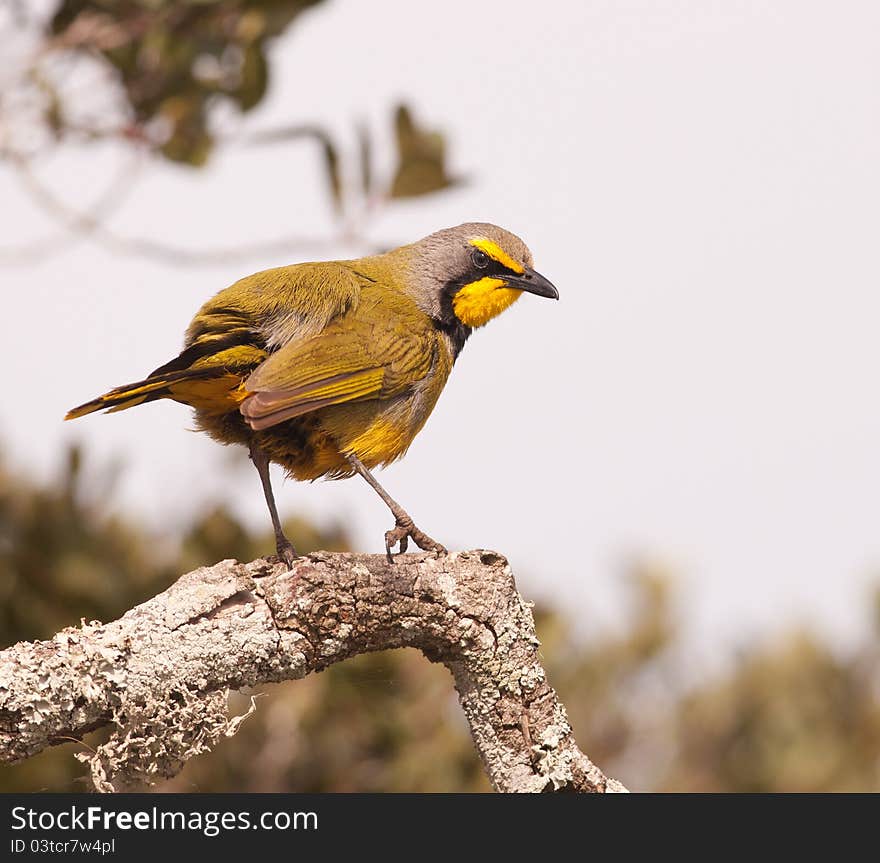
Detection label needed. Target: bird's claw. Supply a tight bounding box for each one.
[384,518,447,564]
[274,538,298,570]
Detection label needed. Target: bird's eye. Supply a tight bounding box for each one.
[471,249,490,269]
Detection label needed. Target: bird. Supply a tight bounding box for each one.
[65,222,559,564]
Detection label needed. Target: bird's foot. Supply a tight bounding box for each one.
[384,517,447,564]
[273,536,298,570]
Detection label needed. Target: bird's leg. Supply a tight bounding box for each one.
[345,454,447,563]
[248,441,297,568]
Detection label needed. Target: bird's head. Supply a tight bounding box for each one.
[406,223,558,334]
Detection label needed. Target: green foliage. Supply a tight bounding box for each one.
[2,446,880,792]
[5,3,463,261]
[390,105,460,199]
[246,103,462,218]
[666,633,880,791]
[0,444,345,648]
[0,446,167,645]
[49,0,325,164]
[42,2,461,195]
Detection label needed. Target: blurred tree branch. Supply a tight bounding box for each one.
[0,551,626,794]
[0,2,461,266]
[1,151,373,265]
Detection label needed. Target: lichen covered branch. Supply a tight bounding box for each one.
[0,551,627,793]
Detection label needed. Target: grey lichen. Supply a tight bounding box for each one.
[79,689,231,792]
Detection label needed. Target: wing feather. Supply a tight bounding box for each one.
[240,289,436,432]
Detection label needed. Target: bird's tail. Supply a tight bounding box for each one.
[64,368,262,420]
[65,368,224,420]
[65,334,268,421]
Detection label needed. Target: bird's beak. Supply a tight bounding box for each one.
[504,267,559,299]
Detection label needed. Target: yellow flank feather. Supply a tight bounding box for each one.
[346,418,410,465]
[452,277,522,328]
[468,237,525,274]
[167,374,248,416]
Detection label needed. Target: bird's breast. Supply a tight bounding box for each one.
[324,330,455,471]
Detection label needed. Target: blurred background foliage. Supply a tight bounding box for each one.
[2,0,880,793]
[1,0,458,253]
[48,0,324,165]
[2,445,880,792]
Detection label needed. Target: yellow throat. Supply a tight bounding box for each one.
[452,277,523,328]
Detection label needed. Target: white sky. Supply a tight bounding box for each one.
[2,0,879,655]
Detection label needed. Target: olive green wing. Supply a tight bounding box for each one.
[240,292,436,431]
[183,261,364,354]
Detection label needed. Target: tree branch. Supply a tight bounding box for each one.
[0,153,366,267]
[0,551,627,793]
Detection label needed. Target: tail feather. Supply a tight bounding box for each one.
[64,368,220,420]
[66,334,268,421]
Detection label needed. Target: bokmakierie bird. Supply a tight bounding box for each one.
[66,223,558,564]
